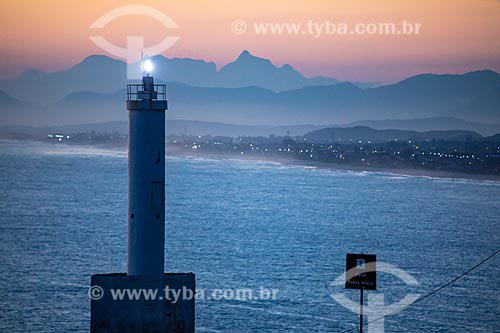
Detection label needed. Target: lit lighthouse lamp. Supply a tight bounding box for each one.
[142,59,153,74]
[91,59,195,333]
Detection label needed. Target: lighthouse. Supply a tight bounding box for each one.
[90,59,195,333]
[127,60,167,276]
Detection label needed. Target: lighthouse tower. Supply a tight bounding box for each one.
[90,60,195,333]
[126,65,167,276]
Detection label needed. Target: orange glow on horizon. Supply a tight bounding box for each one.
[0,0,499,83]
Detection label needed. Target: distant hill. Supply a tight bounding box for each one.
[0,56,126,105]
[0,51,498,127]
[0,90,41,125]
[370,71,500,122]
[450,88,500,123]
[345,117,500,136]
[0,51,347,105]
[164,72,500,125]
[50,89,125,125]
[304,126,483,143]
[215,50,340,92]
[485,133,500,142]
[2,70,498,127]
[0,90,20,105]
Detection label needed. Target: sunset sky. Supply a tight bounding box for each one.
[1,0,499,83]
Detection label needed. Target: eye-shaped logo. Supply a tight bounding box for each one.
[89,5,180,79]
[330,262,421,332]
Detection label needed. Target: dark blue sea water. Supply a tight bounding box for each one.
[0,140,499,332]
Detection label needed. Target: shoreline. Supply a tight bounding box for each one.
[166,148,500,182]
[2,139,499,182]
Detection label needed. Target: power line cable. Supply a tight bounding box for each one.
[338,248,500,333]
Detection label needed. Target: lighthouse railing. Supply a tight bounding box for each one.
[127,84,167,101]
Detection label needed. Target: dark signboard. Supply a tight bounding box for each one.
[345,253,377,290]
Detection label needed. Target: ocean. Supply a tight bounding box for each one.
[0,140,499,332]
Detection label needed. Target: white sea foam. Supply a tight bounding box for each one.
[223,303,338,323]
[41,145,126,158]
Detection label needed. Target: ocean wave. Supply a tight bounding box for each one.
[223,303,338,323]
[0,140,127,158]
[41,145,126,158]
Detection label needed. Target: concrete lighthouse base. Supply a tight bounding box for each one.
[90,273,195,333]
